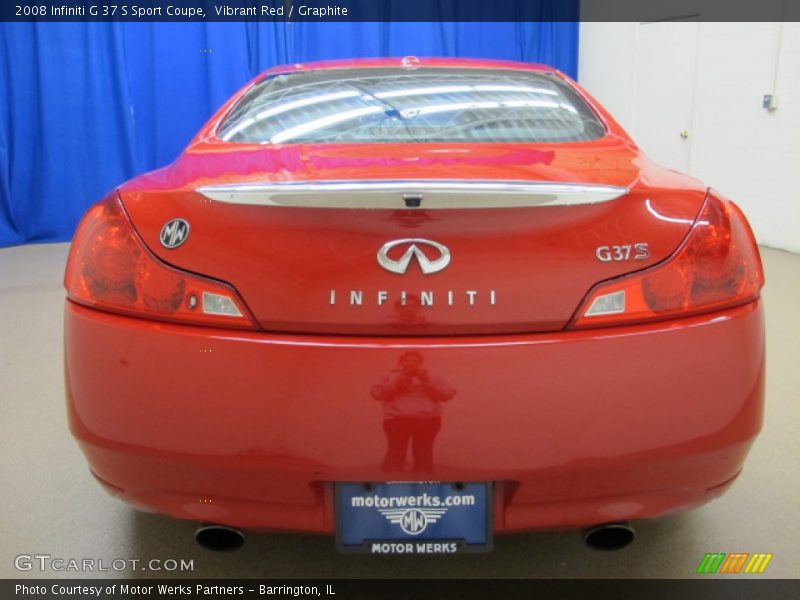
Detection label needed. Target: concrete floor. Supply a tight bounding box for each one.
[0,243,797,579]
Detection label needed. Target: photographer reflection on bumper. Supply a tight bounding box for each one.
[371,352,456,472]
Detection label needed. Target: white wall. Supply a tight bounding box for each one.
[578,21,800,254]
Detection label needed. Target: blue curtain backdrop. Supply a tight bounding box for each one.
[0,18,578,247]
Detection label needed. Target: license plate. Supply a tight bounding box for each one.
[336,482,492,554]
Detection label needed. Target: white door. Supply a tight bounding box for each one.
[631,21,698,172]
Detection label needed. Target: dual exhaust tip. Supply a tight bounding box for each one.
[194,521,635,552]
[194,524,245,552]
[582,522,636,551]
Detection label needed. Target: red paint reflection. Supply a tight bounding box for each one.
[371,352,456,472]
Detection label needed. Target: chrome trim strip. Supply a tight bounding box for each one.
[196,180,628,209]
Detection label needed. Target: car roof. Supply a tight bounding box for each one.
[260,57,558,80]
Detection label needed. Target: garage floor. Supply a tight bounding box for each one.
[1,243,797,579]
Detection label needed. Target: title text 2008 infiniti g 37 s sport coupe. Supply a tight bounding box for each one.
[64,58,764,553]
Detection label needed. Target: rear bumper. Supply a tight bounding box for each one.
[65,300,765,533]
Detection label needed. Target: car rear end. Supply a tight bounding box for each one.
[63,59,765,552]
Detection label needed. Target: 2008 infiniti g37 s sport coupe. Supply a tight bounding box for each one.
[64,58,765,553]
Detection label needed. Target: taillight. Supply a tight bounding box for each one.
[65,194,258,329]
[571,190,764,329]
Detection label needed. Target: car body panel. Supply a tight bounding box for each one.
[66,299,764,531]
[120,180,705,335]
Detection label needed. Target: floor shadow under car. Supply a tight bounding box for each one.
[126,509,704,579]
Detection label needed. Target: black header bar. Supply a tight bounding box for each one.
[2,0,799,23]
[4,579,800,600]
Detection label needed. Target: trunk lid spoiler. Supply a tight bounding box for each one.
[196,180,628,210]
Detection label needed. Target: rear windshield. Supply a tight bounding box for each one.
[217,67,606,144]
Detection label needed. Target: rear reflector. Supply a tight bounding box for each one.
[584,290,626,317]
[64,194,258,329]
[201,292,243,317]
[570,190,764,329]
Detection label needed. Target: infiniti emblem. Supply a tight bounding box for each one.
[159,218,190,249]
[377,238,451,275]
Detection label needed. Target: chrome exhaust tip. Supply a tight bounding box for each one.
[194,523,245,552]
[583,522,635,550]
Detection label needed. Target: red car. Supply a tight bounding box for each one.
[64,58,765,554]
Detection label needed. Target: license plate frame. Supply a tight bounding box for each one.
[335,481,493,554]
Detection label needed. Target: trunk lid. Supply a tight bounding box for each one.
[120,142,707,335]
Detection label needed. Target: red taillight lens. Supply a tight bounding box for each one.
[65,194,258,329]
[571,191,764,329]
